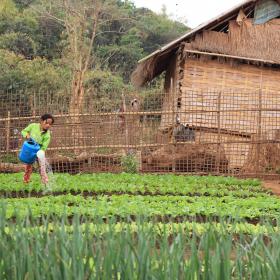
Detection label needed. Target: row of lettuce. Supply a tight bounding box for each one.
[1,175,280,278]
[2,193,280,220]
[1,173,279,225]
[0,173,266,197]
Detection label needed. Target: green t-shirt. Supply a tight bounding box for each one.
[21,123,51,151]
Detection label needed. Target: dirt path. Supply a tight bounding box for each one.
[262,180,280,196]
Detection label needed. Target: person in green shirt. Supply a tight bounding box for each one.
[21,114,54,184]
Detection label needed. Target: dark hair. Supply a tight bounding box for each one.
[41,113,54,124]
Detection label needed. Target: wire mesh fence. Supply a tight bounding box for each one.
[0,88,280,176]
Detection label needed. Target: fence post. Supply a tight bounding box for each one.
[171,78,176,173]
[122,94,128,153]
[6,111,11,152]
[216,92,221,173]
[257,88,262,173]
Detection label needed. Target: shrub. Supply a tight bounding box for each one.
[121,153,139,173]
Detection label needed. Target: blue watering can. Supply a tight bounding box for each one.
[18,138,41,164]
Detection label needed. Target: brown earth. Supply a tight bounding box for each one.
[262,180,280,196]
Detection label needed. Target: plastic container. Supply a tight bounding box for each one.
[18,138,41,164]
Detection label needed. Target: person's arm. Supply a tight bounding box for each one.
[41,133,51,151]
[21,123,33,139]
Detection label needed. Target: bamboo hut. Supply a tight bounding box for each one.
[132,0,280,174]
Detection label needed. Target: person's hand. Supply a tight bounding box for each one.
[26,133,30,139]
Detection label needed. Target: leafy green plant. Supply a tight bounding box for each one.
[121,153,139,173]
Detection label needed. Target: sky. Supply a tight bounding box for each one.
[132,0,245,28]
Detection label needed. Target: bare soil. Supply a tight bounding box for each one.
[262,180,280,196]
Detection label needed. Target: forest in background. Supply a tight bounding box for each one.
[0,0,189,103]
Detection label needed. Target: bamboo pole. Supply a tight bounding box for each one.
[184,49,278,65]
[216,92,221,173]
[6,111,10,152]
[1,108,280,122]
[1,139,278,154]
[170,78,176,173]
[257,88,262,172]
[122,94,129,153]
[256,67,264,173]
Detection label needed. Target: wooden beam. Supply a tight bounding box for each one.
[184,49,279,65]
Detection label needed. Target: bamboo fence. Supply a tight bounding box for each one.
[0,86,280,176]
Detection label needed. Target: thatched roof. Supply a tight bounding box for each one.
[131,0,258,87]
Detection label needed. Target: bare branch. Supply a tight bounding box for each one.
[83,1,101,72]
[30,5,65,25]
[97,17,137,26]
[95,30,126,37]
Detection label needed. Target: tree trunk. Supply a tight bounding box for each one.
[69,70,86,154]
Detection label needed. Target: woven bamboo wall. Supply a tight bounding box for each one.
[178,57,280,134]
[158,52,280,171]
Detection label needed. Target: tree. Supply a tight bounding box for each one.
[0,32,37,57]
[0,49,67,91]
[33,0,127,152]
[36,0,121,115]
[1,0,189,106]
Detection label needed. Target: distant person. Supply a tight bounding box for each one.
[21,114,54,184]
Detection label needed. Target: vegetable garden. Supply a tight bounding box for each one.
[1,173,280,279]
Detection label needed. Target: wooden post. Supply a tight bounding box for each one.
[256,67,264,174]
[33,91,36,117]
[257,88,262,172]
[6,111,11,152]
[122,94,128,153]
[171,78,176,173]
[138,122,143,172]
[136,150,142,172]
[216,92,221,173]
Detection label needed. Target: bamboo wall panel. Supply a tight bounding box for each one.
[179,58,280,134]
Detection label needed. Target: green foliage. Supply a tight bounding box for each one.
[0,173,264,195]
[0,0,189,97]
[36,16,65,59]
[13,0,34,10]
[20,57,69,91]
[1,173,275,221]
[1,173,279,279]
[84,69,132,110]
[94,1,189,82]
[85,69,131,96]
[0,5,39,58]
[0,32,37,57]
[0,49,68,91]
[136,11,189,54]
[0,49,25,90]
[0,213,280,279]
[0,0,17,16]
[121,153,139,173]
